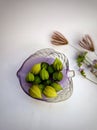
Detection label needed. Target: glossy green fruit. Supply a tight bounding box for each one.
[53,58,63,71]
[34,75,41,84]
[51,82,63,92]
[40,68,49,80]
[53,71,63,81]
[43,86,57,98]
[38,84,45,92]
[25,72,34,82]
[43,79,52,86]
[48,64,54,74]
[29,85,42,99]
[41,62,49,69]
[31,63,41,75]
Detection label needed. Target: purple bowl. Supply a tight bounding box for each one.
[17,48,74,102]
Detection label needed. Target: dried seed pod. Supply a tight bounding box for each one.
[79,35,95,52]
[51,31,68,45]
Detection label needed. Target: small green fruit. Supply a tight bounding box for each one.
[51,82,63,92]
[43,86,57,98]
[48,65,54,74]
[29,85,42,99]
[53,71,63,81]
[43,79,52,86]
[25,72,34,82]
[34,75,41,84]
[40,68,49,80]
[31,63,41,75]
[38,84,45,92]
[53,58,63,71]
[41,62,49,69]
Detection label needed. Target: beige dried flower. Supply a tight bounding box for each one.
[79,35,95,52]
[51,31,68,45]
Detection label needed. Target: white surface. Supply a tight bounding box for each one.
[0,0,97,130]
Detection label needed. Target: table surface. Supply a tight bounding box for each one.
[0,0,97,130]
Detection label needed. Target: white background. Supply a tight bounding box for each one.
[0,0,97,130]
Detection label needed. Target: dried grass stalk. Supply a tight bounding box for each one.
[79,35,95,52]
[51,31,68,45]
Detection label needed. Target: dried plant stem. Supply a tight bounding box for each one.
[84,59,91,65]
[86,77,97,85]
[69,44,80,51]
